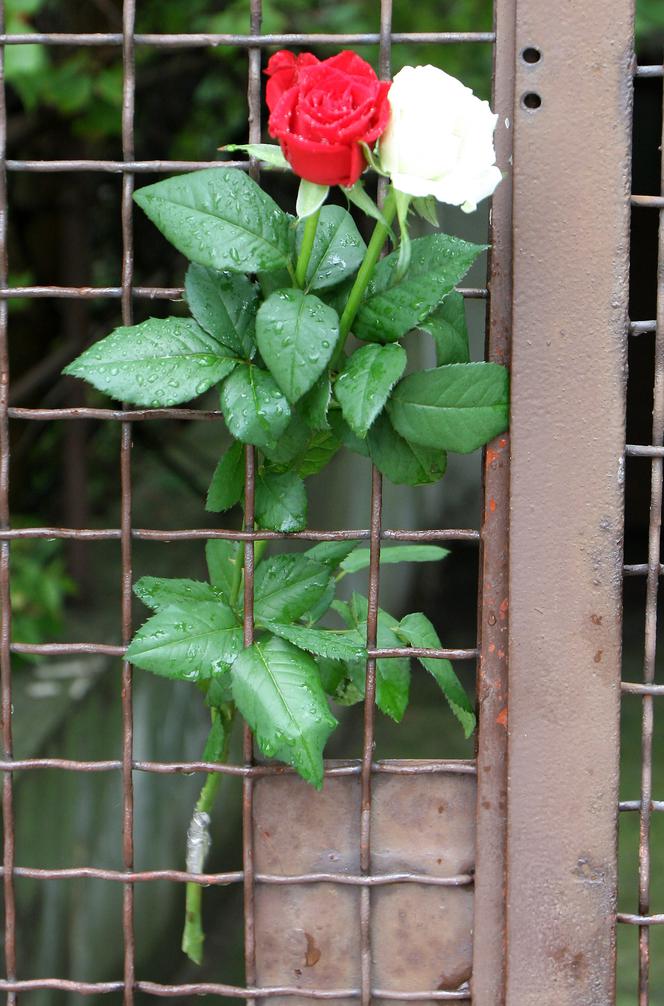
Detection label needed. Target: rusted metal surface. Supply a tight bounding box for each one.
[471,0,514,1000]
[253,766,475,1006]
[506,1,633,1003]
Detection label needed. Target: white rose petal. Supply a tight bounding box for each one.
[379,65,501,213]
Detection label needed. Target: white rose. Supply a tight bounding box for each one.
[379,65,502,213]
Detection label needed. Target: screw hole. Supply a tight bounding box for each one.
[522,92,542,110]
[522,46,541,64]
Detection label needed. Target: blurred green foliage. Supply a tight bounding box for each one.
[9,532,75,656]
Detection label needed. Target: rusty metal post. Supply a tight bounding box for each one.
[506,2,634,1004]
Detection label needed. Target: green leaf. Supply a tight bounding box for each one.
[419,291,470,365]
[231,636,337,787]
[261,622,367,663]
[206,441,244,513]
[256,289,339,403]
[304,540,359,568]
[367,411,447,486]
[354,234,484,344]
[296,206,366,292]
[126,600,242,682]
[340,544,449,575]
[261,415,311,467]
[185,264,258,359]
[296,179,329,219]
[328,411,370,457]
[319,657,366,706]
[340,593,411,722]
[304,579,336,625]
[299,375,331,430]
[342,180,394,232]
[412,196,439,227]
[255,470,307,533]
[397,612,476,738]
[202,711,231,761]
[296,429,341,477]
[133,168,291,273]
[63,317,237,407]
[335,343,407,438]
[133,576,225,611]
[223,143,290,169]
[388,362,509,454]
[206,540,240,601]
[220,364,292,451]
[254,555,332,624]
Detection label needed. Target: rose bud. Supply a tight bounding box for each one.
[265,50,391,188]
[379,64,502,212]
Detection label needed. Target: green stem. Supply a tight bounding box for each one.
[332,186,398,369]
[295,209,320,289]
[181,704,235,964]
[229,539,245,610]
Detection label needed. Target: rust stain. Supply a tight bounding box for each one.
[489,497,497,513]
[486,447,499,465]
[591,613,603,625]
[304,932,321,968]
[496,706,508,728]
[499,597,509,619]
[489,642,496,653]
[593,649,603,663]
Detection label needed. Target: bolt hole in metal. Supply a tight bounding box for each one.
[521,46,541,63]
[521,91,542,110]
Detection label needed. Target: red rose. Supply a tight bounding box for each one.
[265,50,391,188]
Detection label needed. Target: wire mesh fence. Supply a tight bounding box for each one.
[0,1,496,1001]
[0,0,659,1003]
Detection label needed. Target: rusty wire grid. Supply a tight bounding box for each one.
[0,1,492,1001]
[617,55,664,1005]
[0,0,653,1003]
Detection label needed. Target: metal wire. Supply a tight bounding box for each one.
[615,63,664,1006]
[0,6,497,1001]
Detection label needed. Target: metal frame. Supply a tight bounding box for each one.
[0,0,657,1003]
[506,2,634,1004]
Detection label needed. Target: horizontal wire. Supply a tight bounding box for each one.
[620,800,664,813]
[617,913,664,926]
[630,320,657,335]
[623,564,664,576]
[9,642,477,660]
[0,31,494,46]
[0,285,487,301]
[632,195,664,208]
[635,65,664,77]
[0,757,477,776]
[1,866,474,887]
[0,979,471,1000]
[0,526,480,542]
[625,444,664,457]
[621,682,664,696]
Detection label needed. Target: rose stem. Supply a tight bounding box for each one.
[294,207,321,289]
[181,541,245,963]
[181,705,235,963]
[332,185,398,368]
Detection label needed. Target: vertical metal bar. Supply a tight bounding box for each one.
[0,3,16,1002]
[359,9,392,1005]
[471,0,515,999]
[637,68,664,1006]
[242,3,262,1002]
[121,2,136,1002]
[506,2,633,1003]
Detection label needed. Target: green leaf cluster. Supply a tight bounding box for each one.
[127,540,473,786]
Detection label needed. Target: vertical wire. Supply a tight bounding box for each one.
[242,2,262,1001]
[120,1,136,1002]
[637,67,664,1006]
[0,2,16,1002]
[359,7,392,1004]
